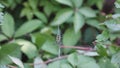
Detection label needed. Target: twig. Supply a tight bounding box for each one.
[44,55,68,64]
[29,55,68,66]
[60,45,94,51]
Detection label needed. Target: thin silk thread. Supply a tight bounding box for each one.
[56,25,62,68]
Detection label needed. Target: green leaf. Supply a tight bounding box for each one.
[9,56,24,68]
[108,46,117,56]
[34,11,47,23]
[99,58,117,68]
[67,52,79,67]
[0,34,7,42]
[40,0,60,16]
[61,63,72,68]
[34,56,47,68]
[0,65,8,68]
[109,34,120,41]
[42,40,59,55]
[51,9,73,26]
[31,33,54,49]
[63,28,81,46]
[104,20,120,32]
[77,55,99,68]
[0,12,4,23]
[0,4,4,8]
[47,59,70,68]
[86,19,101,30]
[96,0,104,10]
[56,0,83,8]
[28,0,38,10]
[111,51,120,66]
[47,60,61,68]
[67,53,99,68]
[83,27,98,44]
[56,0,73,7]
[71,0,83,8]
[1,13,15,37]
[15,39,38,59]
[73,12,85,32]
[20,8,34,20]
[16,0,22,3]
[2,0,16,9]
[115,2,120,8]
[15,20,42,37]
[66,16,74,23]
[78,61,99,68]
[63,28,81,53]
[87,0,98,6]
[40,27,52,34]
[96,30,109,42]
[96,44,108,57]
[43,3,54,16]
[24,63,33,68]
[0,43,21,65]
[79,7,96,18]
[87,0,103,10]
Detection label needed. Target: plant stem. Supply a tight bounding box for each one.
[60,45,94,51]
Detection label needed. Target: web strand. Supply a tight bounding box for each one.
[56,25,62,68]
[56,25,61,57]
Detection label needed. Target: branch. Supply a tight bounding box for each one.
[60,45,95,51]
[44,55,68,64]
[29,55,68,66]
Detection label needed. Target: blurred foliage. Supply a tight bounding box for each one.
[0,0,120,68]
